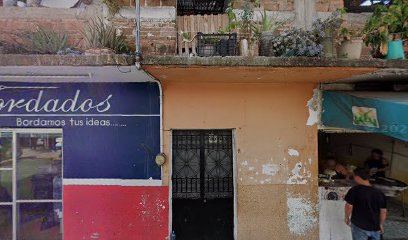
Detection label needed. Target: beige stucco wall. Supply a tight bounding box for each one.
[161,81,320,239]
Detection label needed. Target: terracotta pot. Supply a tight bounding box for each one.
[337,39,363,59]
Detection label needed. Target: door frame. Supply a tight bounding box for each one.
[0,128,63,240]
[168,129,238,240]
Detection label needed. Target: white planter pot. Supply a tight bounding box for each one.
[240,39,249,57]
[3,0,17,6]
[26,0,42,7]
[337,39,363,59]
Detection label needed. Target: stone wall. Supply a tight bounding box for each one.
[315,0,344,12]
[0,0,380,57]
[0,1,177,56]
[111,7,177,55]
[0,7,98,52]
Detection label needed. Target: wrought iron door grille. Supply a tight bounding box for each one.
[172,130,233,199]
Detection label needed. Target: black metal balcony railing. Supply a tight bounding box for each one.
[177,0,228,16]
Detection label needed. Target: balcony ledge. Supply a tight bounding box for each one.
[0,54,134,66]
[142,56,408,69]
[142,56,408,83]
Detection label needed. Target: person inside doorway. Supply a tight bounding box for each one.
[322,156,349,179]
[365,149,389,178]
[344,169,387,240]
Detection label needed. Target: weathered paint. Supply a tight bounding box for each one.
[287,162,312,185]
[64,185,169,240]
[288,148,300,156]
[306,89,321,126]
[160,79,319,239]
[262,163,280,176]
[287,196,318,235]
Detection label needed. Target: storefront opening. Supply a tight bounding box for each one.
[318,131,408,240]
[0,129,63,240]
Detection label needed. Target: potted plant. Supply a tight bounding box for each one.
[336,26,363,59]
[267,27,324,57]
[382,0,407,59]
[82,17,129,55]
[256,9,285,56]
[363,0,408,59]
[225,0,259,57]
[312,9,345,58]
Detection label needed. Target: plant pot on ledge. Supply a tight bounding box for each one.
[337,39,363,59]
[386,39,405,60]
[322,29,337,58]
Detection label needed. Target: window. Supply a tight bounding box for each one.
[0,130,63,240]
[344,0,392,12]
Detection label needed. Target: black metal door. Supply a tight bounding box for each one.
[172,130,234,240]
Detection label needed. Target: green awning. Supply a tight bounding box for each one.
[322,91,408,141]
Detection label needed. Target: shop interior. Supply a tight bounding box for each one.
[318,131,408,240]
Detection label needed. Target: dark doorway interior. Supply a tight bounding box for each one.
[172,130,234,240]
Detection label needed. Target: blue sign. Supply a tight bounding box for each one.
[0,82,161,180]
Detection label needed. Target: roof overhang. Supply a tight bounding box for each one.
[0,65,154,83]
[142,56,408,83]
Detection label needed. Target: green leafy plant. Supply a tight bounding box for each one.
[102,0,123,16]
[20,27,69,54]
[252,9,285,38]
[225,0,239,33]
[363,0,408,57]
[225,0,284,40]
[382,0,408,39]
[82,17,129,53]
[335,25,362,45]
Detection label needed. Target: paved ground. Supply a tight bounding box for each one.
[384,198,408,240]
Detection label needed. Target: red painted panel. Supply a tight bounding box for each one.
[64,185,169,240]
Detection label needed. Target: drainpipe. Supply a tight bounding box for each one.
[135,0,142,70]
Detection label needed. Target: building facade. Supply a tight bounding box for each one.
[0,0,407,239]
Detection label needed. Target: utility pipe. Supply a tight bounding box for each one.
[135,0,142,70]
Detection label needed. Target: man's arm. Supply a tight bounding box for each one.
[345,203,353,225]
[377,158,390,173]
[379,208,387,233]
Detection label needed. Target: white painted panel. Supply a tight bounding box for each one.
[320,200,353,240]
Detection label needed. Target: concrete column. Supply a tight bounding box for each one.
[294,0,317,29]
